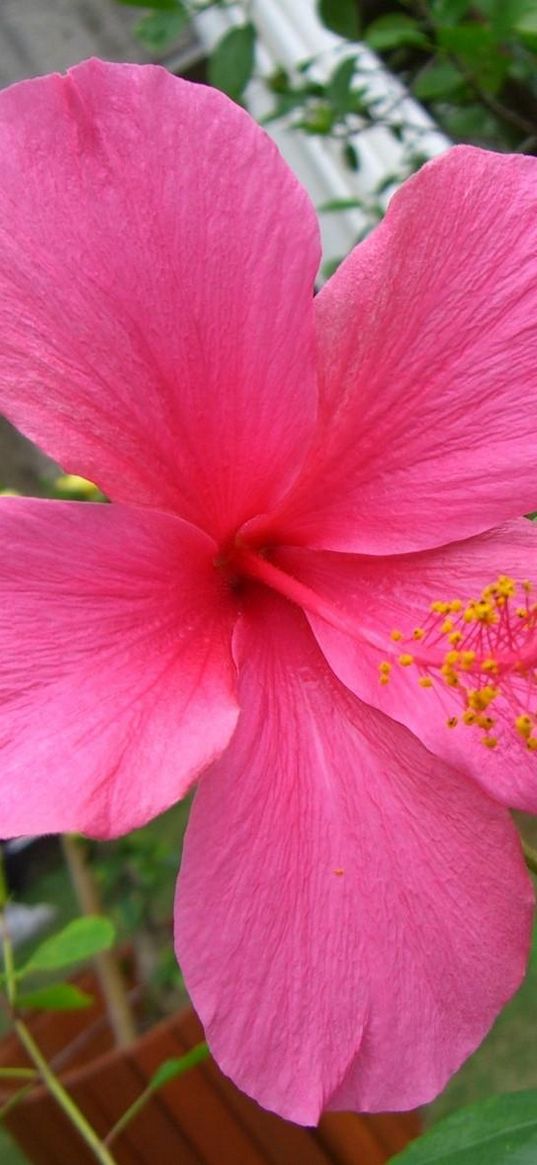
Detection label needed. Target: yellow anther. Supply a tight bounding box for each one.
[464,600,497,624]
[516,607,528,618]
[481,736,499,749]
[444,650,460,665]
[528,737,537,751]
[441,619,453,634]
[448,600,463,612]
[460,650,476,669]
[379,662,392,675]
[467,686,498,712]
[522,580,532,593]
[418,676,433,688]
[462,711,477,725]
[446,716,458,729]
[482,658,499,673]
[496,575,516,598]
[430,601,450,614]
[515,714,533,740]
[475,601,497,624]
[448,631,463,645]
[476,714,495,730]
[398,654,414,667]
[390,629,403,642]
[412,627,425,640]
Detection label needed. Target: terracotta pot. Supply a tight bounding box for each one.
[0,972,420,1164]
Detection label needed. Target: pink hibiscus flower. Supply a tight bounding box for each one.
[0,59,536,1124]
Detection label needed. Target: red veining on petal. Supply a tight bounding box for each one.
[381,576,537,752]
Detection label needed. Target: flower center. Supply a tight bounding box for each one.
[216,546,537,754]
[380,575,537,751]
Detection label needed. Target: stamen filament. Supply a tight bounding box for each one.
[234,548,380,643]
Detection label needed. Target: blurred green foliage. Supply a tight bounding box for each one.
[114,0,537,153]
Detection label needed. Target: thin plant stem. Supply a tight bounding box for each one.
[0,850,118,1164]
[0,1067,37,1080]
[61,834,137,1048]
[0,1082,35,1120]
[104,1042,209,1147]
[0,857,15,1008]
[13,1019,118,1165]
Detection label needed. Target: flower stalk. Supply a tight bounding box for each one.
[61,834,137,1048]
[0,848,119,1165]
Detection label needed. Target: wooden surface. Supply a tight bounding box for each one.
[0,984,421,1165]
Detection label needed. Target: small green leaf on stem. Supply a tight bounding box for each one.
[327,56,357,114]
[318,197,364,212]
[17,984,94,1011]
[150,1043,210,1089]
[106,1043,209,1146]
[318,0,360,40]
[365,14,428,52]
[413,59,465,100]
[209,25,256,101]
[135,6,188,51]
[21,916,115,977]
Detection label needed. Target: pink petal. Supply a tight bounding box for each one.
[279,518,537,811]
[0,497,238,839]
[0,61,320,541]
[175,594,533,1123]
[268,147,537,553]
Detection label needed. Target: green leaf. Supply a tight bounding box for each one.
[150,1044,209,1090]
[413,59,465,99]
[430,0,471,19]
[514,1,537,36]
[297,104,335,134]
[208,24,256,100]
[437,24,509,91]
[17,984,94,1011]
[115,0,181,9]
[22,917,115,976]
[318,197,364,212]
[476,0,536,31]
[342,141,360,170]
[327,56,357,113]
[390,1091,537,1164]
[318,0,360,40]
[134,7,188,50]
[441,102,502,142]
[365,14,428,52]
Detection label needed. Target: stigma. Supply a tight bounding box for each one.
[380,575,537,751]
